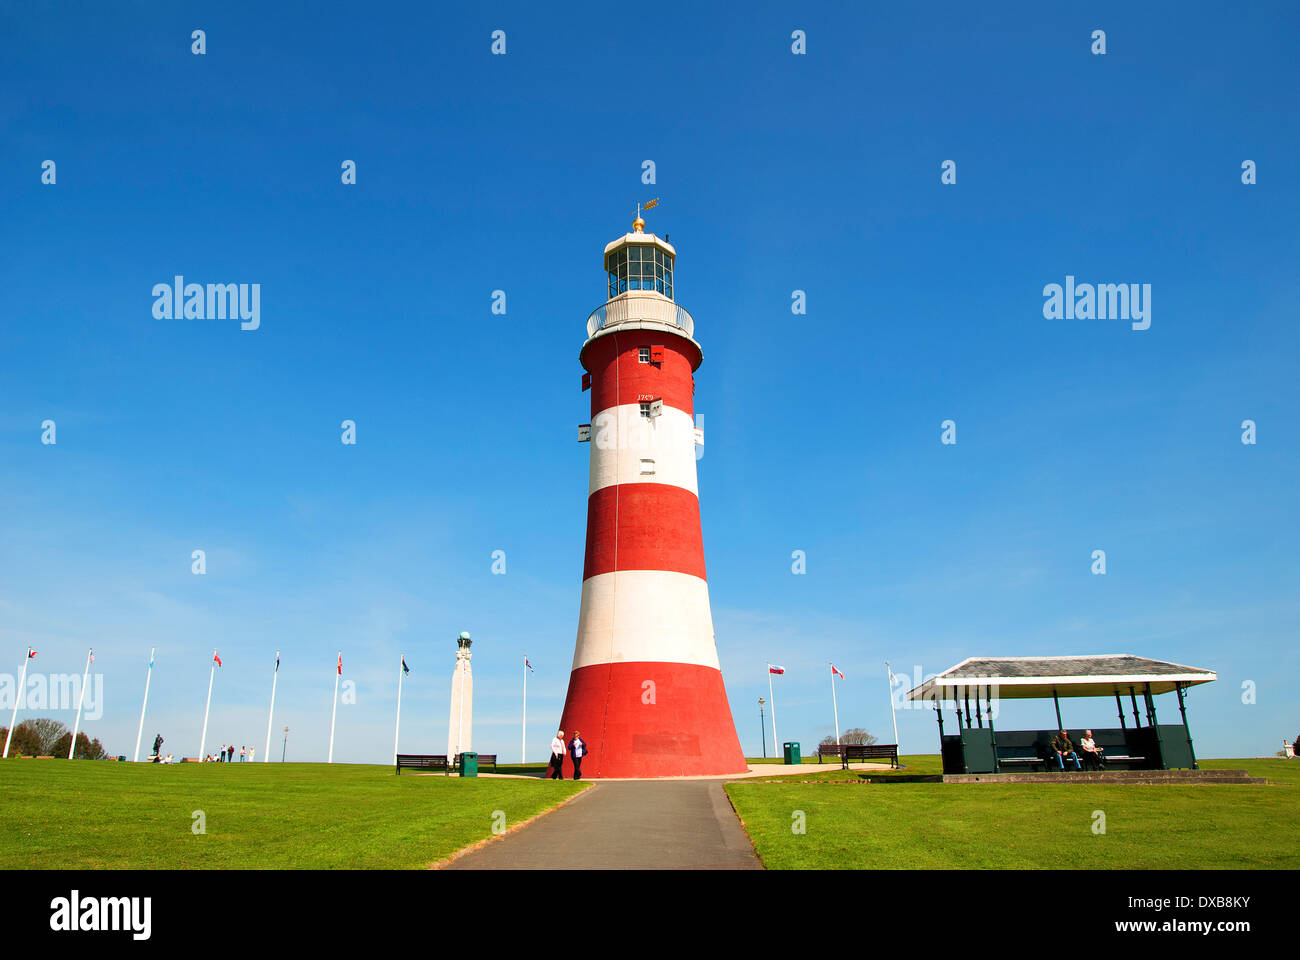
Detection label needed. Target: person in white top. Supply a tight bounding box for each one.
[1079,730,1105,770]
[549,731,566,780]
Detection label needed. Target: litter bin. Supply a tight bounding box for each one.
[459,752,478,778]
[783,742,801,765]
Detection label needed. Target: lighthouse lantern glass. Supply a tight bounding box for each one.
[605,244,673,300]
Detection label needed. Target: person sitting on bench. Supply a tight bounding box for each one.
[1049,730,1082,771]
[1078,729,1105,770]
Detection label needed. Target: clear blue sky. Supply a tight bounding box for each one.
[2,2,1296,762]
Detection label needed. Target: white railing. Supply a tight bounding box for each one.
[586,293,694,338]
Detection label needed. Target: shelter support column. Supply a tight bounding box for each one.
[1176,682,1198,770]
[985,687,998,774]
[1129,687,1142,727]
[1052,687,1063,730]
[1116,692,1127,729]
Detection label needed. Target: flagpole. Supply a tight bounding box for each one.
[199,650,217,761]
[264,650,279,763]
[889,658,899,749]
[767,663,778,752]
[3,649,33,758]
[328,651,340,764]
[883,658,904,749]
[521,657,527,765]
[393,654,404,765]
[68,648,93,759]
[830,664,841,745]
[133,647,155,762]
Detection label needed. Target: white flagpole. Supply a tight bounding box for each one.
[264,650,279,763]
[68,648,93,759]
[199,650,217,760]
[521,657,528,765]
[3,649,33,759]
[393,654,404,765]
[328,652,341,764]
[886,661,900,748]
[830,665,841,745]
[767,664,778,751]
[133,647,155,762]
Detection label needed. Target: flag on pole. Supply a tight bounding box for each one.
[213,653,222,667]
[337,653,343,675]
[275,652,280,672]
[148,651,154,668]
[28,649,37,659]
[768,664,786,675]
[525,657,534,673]
[831,664,845,679]
[401,657,410,675]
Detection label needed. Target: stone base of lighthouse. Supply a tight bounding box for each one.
[559,661,747,778]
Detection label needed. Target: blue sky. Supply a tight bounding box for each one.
[1,2,1296,763]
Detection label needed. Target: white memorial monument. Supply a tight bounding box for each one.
[447,631,473,762]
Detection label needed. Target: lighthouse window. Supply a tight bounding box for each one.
[638,346,651,363]
[639,459,656,475]
[605,245,674,299]
[639,402,652,418]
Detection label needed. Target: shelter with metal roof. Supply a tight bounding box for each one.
[905,655,1217,775]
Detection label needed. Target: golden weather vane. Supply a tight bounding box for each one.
[633,197,660,232]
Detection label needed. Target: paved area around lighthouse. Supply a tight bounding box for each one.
[440,780,763,870]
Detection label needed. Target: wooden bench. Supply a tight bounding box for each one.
[454,753,498,773]
[842,743,899,769]
[817,744,846,764]
[396,754,450,775]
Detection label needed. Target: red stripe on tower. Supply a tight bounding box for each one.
[559,213,747,779]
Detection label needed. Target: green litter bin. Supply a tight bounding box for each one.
[783,741,801,765]
[459,752,478,777]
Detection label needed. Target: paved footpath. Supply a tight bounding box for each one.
[443,780,761,870]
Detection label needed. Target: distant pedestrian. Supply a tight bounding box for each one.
[249,746,255,762]
[240,746,246,762]
[568,731,588,780]
[152,734,164,762]
[549,730,566,780]
[227,744,234,762]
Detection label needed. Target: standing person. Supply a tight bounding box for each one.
[217,744,224,762]
[152,733,164,762]
[240,745,246,762]
[249,746,255,762]
[549,730,566,780]
[568,731,588,780]
[227,744,234,763]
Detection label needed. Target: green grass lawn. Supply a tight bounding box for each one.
[726,757,1298,869]
[0,760,586,869]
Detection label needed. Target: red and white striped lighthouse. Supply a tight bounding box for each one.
[559,211,748,779]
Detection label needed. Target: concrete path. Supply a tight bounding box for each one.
[442,780,761,870]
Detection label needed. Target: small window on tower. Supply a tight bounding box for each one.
[639,459,656,475]
[638,346,651,363]
[639,402,652,418]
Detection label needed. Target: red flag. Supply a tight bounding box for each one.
[337,653,343,676]
[27,649,37,659]
[213,653,222,667]
[768,664,785,675]
[831,664,845,679]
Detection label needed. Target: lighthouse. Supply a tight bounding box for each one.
[559,209,748,779]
